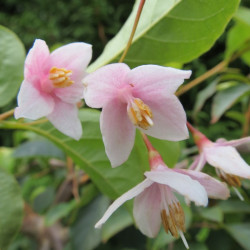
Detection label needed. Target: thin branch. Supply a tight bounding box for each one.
[0,109,14,121]
[119,0,146,63]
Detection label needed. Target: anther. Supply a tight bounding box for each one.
[49,67,74,88]
[127,98,153,129]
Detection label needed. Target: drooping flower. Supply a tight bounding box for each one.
[84,63,191,167]
[187,122,250,199]
[15,39,92,140]
[95,135,229,248]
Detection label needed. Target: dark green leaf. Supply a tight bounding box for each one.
[225,223,250,250]
[13,139,65,159]
[199,206,223,223]
[102,206,133,242]
[71,195,109,250]
[0,109,180,214]
[0,168,24,249]
[0,25,25,107]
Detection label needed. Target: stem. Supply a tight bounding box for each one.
[176,46,250,96]
[0,109,14,121]
[67,156,80,202]
[176,60,227,96]
[119,0,146,63]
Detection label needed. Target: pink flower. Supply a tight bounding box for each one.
[188,122,250,198]
[83,63,191,167]
[95,137,229,249]
[95,164,229,248]
[15,39,92,140]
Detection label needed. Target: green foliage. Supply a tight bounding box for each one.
[0,25,25,107]
[0,168,23,249]
[0,109,180,207]
[89,0,239,71]
[70,195,110,250]
[0,1,250,250]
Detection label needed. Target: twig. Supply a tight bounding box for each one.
[0,109,14,120]
[119,0,146,63]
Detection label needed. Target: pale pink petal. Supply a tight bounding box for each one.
[175,169,230,200]
[216,137,250,148]
[54,83,84,104]
[193,153,206,172]
[83,63,130,108]
[133,183,162,238]
[128,65,191,99]
[142,95,188,141]
[100,99,135,167]
[95,179,153,229]
[24,39,50,82]
[49,42,92,83]
[204,146,250,178]
[188,155,201,170]
[47,99,82,140]
[14,80,54,120]
[145,167,208,206]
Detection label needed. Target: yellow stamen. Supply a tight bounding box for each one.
[49,67,74,88]
[127,98,153,129]
[161,202,185,238]
[216,169,241,187]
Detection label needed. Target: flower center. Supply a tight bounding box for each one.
[49,67,74,88]
[127,98,153,130]
[161,201,185,238]
[216,169,241,187]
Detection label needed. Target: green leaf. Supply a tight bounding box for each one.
[235,6,250,26]
[102,206,133,242]
[45,201,76,226]
[0,109,180,211]
[0,168,24,249]
[88,0,239,71]
[0,25,25,107]
[211,83,250,124]
[225,223,250,250]
[218,200,250,214]
[13,139,65,159]
[71,195,110,250]
[193,78,218,116]
[0,147,16,173]
[225,18,250,66]
[199,206,223,223]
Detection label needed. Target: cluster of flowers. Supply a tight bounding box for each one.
[15,40,250,248]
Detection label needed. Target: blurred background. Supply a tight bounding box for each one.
[0,0,250,250]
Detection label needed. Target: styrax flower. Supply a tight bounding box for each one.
[15,39,92,140]
[84,63,191,167]
[188,122,250,199]
[95,136,229,249]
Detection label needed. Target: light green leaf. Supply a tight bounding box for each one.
[211,83,250,124]
[0,109,180,210]
[0,168,24,249]
[225,223,250,250]
[225,19,250,66]
[88,0,239,71]
[71,195,110,250]
[235,6,250,26]
[0,25,25,107]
